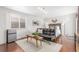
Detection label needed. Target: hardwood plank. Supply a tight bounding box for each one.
[76,42,79,52]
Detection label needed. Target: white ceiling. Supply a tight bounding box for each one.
[5,6,78,17]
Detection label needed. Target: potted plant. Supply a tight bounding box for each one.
[32,32,40,36]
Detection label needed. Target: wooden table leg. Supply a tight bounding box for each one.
[27,36,29,42]
[40,40,42,46]
[36,40,39,47]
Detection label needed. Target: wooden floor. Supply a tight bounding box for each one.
[0,36,75,52]
[57,36,75,52]
[76,42,79,52]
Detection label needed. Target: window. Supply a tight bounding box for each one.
[20,18,25,28]
[10,14,25,28]
[11,16,19,28]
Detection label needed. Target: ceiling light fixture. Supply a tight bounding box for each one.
[37,7,48,15]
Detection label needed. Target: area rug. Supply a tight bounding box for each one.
[16,39,62,52]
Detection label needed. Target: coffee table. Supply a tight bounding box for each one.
[26,35,43,47]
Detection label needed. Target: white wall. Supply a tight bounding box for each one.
[57,14,76,36]
[26,16,44,33]
[63,14,76,36]
[0,7,6,44]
